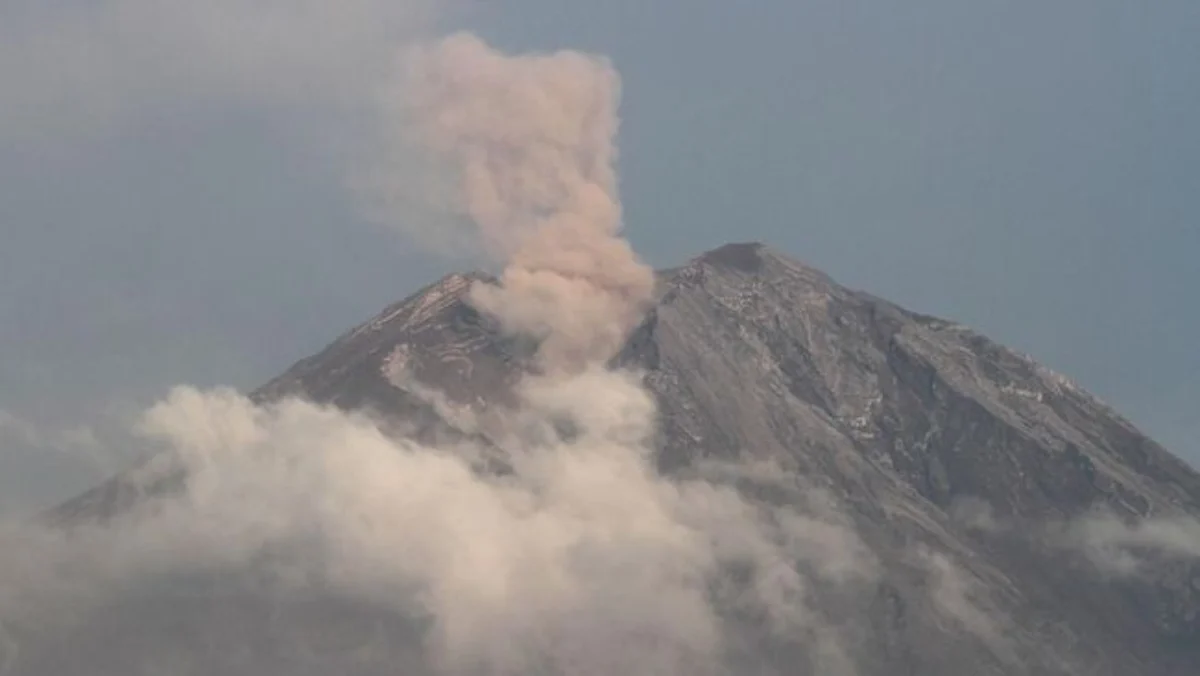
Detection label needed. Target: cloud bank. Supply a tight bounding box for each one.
[0,375,871,674]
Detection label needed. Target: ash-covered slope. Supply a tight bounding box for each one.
[33,243,1200,676]
[631,244,1200,674]
[247,242,1200,675]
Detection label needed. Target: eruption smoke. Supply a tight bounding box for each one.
[397,33,656,371]
[0,24,875,676]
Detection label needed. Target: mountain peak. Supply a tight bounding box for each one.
[689,241,826,276]
[41,242,1200,676]
[696,241,771,272]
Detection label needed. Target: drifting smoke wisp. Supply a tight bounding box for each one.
[0,26,874,676]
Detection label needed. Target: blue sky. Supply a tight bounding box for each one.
[1,0,1197,511]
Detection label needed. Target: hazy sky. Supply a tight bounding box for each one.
[1,0,1197,513]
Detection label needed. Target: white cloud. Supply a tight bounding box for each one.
[0,373,873,674]
[918,548,1003,644]
[1069,510,1200,576]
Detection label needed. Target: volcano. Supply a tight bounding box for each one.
[23,242,1200,676]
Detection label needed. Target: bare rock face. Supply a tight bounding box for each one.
[24,243,1200,675]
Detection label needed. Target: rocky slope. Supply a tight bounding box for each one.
[27,242,1200,675]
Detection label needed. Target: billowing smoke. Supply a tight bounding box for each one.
[0,378,864,674]
[0,22,875,676]
[387,33,655,371]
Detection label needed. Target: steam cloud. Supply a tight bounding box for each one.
[0,379,746,671]
[950,496,1200,577]
[0,23,873,676]
[1070,510,1200,575]
[0,376,862,674]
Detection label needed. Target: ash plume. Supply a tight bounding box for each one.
[395,33,656,371]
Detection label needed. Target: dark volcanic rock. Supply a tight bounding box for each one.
[22,243,1200,675]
